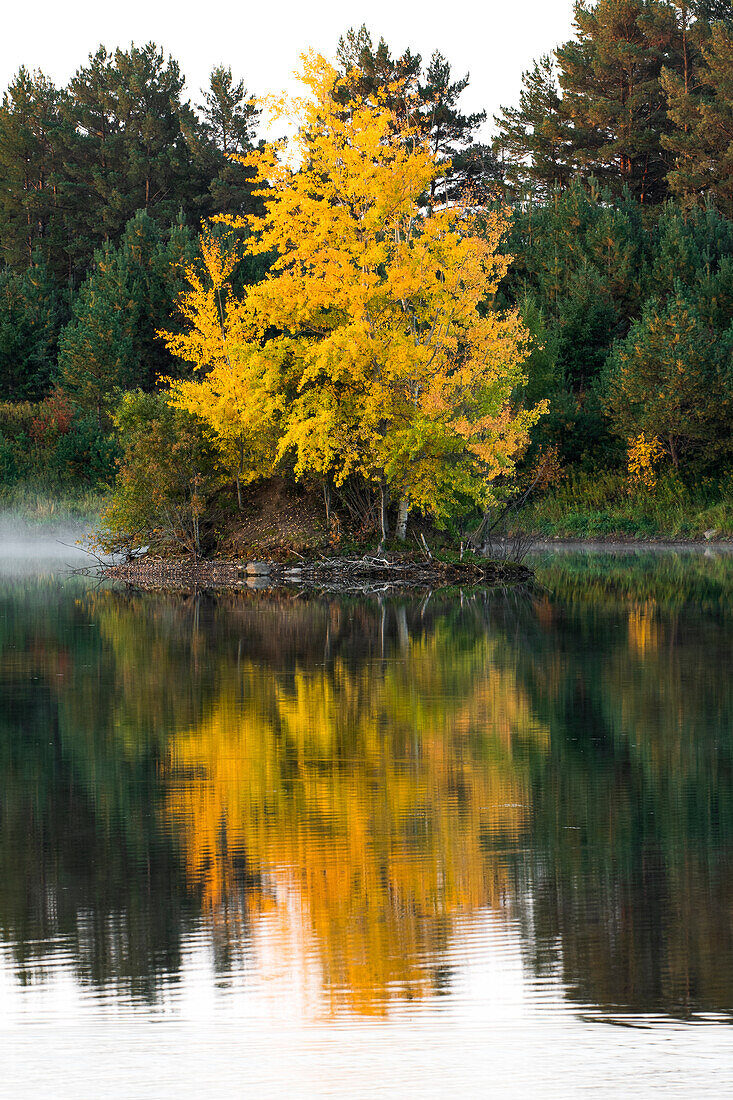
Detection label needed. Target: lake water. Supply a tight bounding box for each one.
[1,548,732,1096]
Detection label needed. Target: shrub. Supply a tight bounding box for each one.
[96,391,226,556]
[0,392,117,489]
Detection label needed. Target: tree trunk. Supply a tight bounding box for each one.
[237,440,245,510]
[396,605,409,652]
[379,481,389,546]
[192,512,200,560]
[395,498,410,542]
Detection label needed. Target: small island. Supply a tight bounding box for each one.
[98,476,534,592]
[103,548,533,594]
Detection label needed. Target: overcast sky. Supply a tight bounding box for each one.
[2,0,577,137]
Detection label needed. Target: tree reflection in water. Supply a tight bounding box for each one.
[0,552,731,1018]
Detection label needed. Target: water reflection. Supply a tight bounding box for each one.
[527,552,733,1019]
[0,552,732,1022]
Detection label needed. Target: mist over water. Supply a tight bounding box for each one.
[0,512,95,571]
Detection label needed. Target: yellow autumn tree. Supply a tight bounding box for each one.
[161,235,282,507]
[165,53,545,538]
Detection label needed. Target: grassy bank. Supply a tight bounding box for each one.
[508,472,733,541]
[3,471,733,549]
[0,483,108,531]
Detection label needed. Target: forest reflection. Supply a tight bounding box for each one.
[1,552,732,1018]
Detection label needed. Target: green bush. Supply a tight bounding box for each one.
[0,393,117,490]
[96,391,226,556]
[47,413,119,486]
[0,432,19,483]
[0,401,36,441]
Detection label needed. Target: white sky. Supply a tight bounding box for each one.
[1,0,576,138]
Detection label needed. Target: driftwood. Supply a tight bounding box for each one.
[101,551,532,594]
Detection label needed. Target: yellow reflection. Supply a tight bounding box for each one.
[163,623,549,1014]
[628,601,659,657]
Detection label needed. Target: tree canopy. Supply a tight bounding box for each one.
[165,55,544,537]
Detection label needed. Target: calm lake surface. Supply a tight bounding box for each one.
[1,547,732,1096]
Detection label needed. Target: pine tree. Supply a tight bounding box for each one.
[199,66,259,156]
[115,209,198,388]
[58,245,137,421]
[0,259,65,400]
[198,66,261,216]
[692,0,733,25]
[58,210,197,416]
[603,283,733,467]
[556,0,684,203]
[336,25,422,119]
[62,44,200,274]
[504,181,644,345]
[641,201,733,298]
[113,44,196,213]
[61,47,124,269]
[494,56,574,197]
[0,68,67,276]
[499,181,647,463]
[417,51,493,201]
[663,21,733,213]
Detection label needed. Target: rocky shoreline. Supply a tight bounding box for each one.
[102,553,534,594]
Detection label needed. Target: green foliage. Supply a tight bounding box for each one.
[0,482,108,526]
[603,285,733,466]
[692,0,733,26]
[0,433,19,483]
[663,21,733,214]
[61,44,203,275]
[0,41,269,425]
[0,43,263,295]
[557,0,684,202]
[500,182,644,463]
[0,392,118,488]
[500,186,733,476]
[57,248,136,419]
[0,259,66,400]
[417,49,494,202]
[496,0,733,207]
[512,468,733,538]
[494,56,573,197]
[642,200,733,296]
[505,181,644,315]
[198,66,262,217]
[58,211,197,415]
[51,410,119,485]
[0,68,67,278]
[514,294,562,408]
[98,391,225,555]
